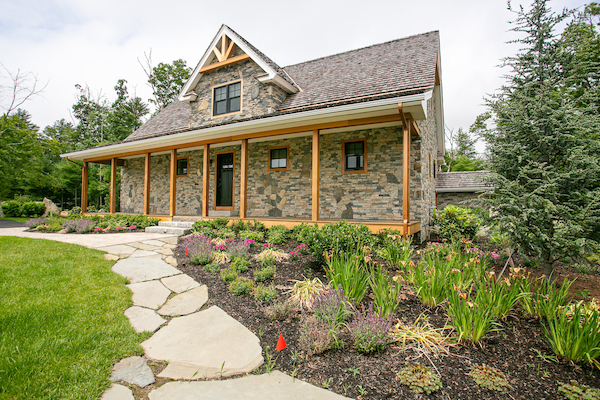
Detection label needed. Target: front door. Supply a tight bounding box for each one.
[216,152,234,208]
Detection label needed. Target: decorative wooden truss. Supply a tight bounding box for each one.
[199,34,250,74]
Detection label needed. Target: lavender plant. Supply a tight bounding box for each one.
[24,217,47,228]
[227,239,250,260]
[312,285,353,327]
[183,235,214,265]
[347,303,394,353]
[64,219,95,234]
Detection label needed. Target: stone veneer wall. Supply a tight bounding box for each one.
[415,97,438,241]
[437,191,483,210]
[246,136,312,218]
[189,54,287,128]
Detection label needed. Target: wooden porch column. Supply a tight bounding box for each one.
[240,139,248,219]
[169,149,177,217]
[143,153,151,215]
[81,161,88,213]
[202,144,210,218]
[398,103,411,237]
[110,158,117,214]
[312,129,320,222]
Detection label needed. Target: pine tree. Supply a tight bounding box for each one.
[480,0,600,278]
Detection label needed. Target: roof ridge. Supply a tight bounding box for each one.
[283,30,439,69]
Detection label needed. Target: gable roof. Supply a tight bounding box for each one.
[436,171,491,192]
[124,29,440,143]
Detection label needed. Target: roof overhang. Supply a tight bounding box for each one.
[62,90,432,161]
[179,25,298,103]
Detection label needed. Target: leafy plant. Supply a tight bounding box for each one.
[397,363,442,394]
[227,239,250,260]
[231,257,251,273]
[347,303,393,354]
[379,234,413,270]
[266,224,290,245]
[299,221,375,264]
[2,200,22,217]
[215,227,235,239]
[370,264,402,317]
[254,265,276,282]
[220,267,238,284]
[543,304,600,368]
[230,219,249,233]
[289,278,326,310]
[391,314,457,354]
[253,283,277,303]
[229,277,254,296]
[265,300,294,321]
[558,381,600,400]
[469,365,511,392]
[324,251,370,304]
[477,275,525,319]
[212,251,230,264]
[254,248,288,266]
[239,230,264,242]
[20,202,46,217]
[447,288,500,342]
[518,275,575,318]
[186,236,214,266]
[432,205,482,241]
[203,262,221,274]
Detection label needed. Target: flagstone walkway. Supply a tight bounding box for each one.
[0,225,350,399]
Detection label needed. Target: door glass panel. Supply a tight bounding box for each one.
[216,153,234,207]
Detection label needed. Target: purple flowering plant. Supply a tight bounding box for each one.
[347,302,393,353]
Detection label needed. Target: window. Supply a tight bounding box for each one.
[176,157,188,176]
[269,147,288,171]
[213,82,241,116]
[342,139,367,173]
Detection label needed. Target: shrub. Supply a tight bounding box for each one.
[266,224,290,245]
[231,257,251,273]
[432,205,483,241]
[21,202,46,217]
[239,230,264,242]
[347,303,393,353]
[558,381,600,400]
[302,221,375,264]
[191,217,229,233]
[254,283,277,303]
[184,236,214,265]
[227,240,250,260]
[1,201,21,217]
[68,206,81,216]
[397,363,442,394]
[254,265,276,282]
[220,267,238,284]
[324,251,370,304]
[289,278,326,310]
[230,219,249,233]
[36,220,62,232]
[229,277,254,296]
[265,300,294,321]
[298,315,333,357]
[215,227,235,239]
[370,264,402,317]
[203,262,221,274]
[247,219,267,232]
[469,365,511,392]
[543,304,600,368]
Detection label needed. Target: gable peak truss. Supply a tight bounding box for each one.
[179,25,298,102]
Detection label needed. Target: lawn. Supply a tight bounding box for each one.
[0,237,148,400]
[0,217,29,223]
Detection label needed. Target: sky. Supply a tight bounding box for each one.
[0,0,587,152]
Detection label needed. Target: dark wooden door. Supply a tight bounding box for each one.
[216,152,234,207]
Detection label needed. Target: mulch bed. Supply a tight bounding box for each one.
[175,240,600,400]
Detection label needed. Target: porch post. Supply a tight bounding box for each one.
[170,149,177,217]
[110,158,117,214]
[202,144,210,218]
[81,161,88,213]
[240,139,248,219]
[143,153,151,215]
[402,117,411,237]
[312,129,320,222]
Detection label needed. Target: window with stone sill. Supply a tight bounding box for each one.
[213,82,241,116]
[177,157,188,177]
[269,146,289,171]
[342,139,367,174]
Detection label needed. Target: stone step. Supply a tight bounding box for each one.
[158,221,194,228]
[172,216,204,222]
[145,226,191,235]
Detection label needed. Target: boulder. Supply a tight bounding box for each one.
[43,198,60,216]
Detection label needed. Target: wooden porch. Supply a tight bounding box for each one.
[79,103,421,237]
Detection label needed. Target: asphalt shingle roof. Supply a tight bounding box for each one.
[436,171,491,191]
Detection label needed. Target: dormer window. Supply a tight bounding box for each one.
[213,82,241,116]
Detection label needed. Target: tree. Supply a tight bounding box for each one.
[443,126,486,172]
[139,50,191,111]
[106,79,149,142]
[0,63,47,115]
[480,0,600,278]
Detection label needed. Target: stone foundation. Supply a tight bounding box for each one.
[436,191,483,210]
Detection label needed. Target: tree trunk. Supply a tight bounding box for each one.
[542,257,555,282]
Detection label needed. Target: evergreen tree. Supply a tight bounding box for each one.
[480,0,600,278]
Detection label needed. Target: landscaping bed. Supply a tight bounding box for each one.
[23,214,160,234]
[173,220,600,400]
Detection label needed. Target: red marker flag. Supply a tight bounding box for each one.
[276,332,287,352]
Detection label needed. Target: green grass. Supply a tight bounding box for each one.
[0,237,149,400]
[0,217,29,223]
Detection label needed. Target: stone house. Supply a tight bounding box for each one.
[62,25,445,241]
[436,171,490,209]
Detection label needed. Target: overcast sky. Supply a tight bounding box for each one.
[0,0,587,151]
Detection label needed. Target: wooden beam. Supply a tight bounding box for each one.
[213,46,223,62]
[199,54,250,74]
[88,159,125,166]
[143,153,151,215]
[202,145,210,217]
[398,103,412,238]
[224,40,236,60]
[81,161,88,213]
[312,129,320,222]
[169,149,177,217]
[221,34,227,60]
[84,114,405,163]
[110,158,117,214]
[240,139,248,219]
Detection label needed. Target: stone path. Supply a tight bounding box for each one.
[0,225,350,399]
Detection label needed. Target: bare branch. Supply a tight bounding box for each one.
[0,63,48,115]
[137,48,160,109]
